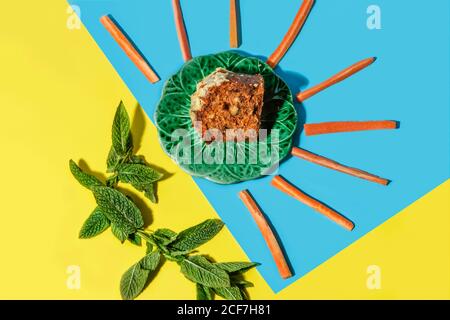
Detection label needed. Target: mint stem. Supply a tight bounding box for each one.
[136,230,154,244]
[137,230,174,255]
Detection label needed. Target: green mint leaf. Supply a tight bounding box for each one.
[213,286,243,300]
[144,183,157,203]
[153,228,177,245]
[128,233,142,246]
[69,160,103,190]
[99,206,136,235]
[214,262,260,274]
[78,207,110,239]
[140,251,161,271]
[111,224,128,243]
[239,287,249,300]
[130,155,147,165]
[170,219,224,253]
[117,163,163,188]
[196,284,213,300]
[92,186,143,233]
[232,279,254,288]
[180,255,230,288]
[112,101,132,157]
[116,163,162,203]
[120,262,149,300]
[106,146,123,173]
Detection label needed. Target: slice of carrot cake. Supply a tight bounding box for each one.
[190,68,264,141]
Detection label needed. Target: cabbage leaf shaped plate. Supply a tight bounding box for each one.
[155,51,297,184]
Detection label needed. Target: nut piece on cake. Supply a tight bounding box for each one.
[190,68,264,142]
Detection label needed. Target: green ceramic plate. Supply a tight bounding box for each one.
[154,51,297,184]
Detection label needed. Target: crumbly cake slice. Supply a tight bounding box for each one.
[190,68,265,141]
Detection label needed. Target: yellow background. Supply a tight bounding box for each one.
[0,1,448,299]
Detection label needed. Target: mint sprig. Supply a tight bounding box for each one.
[106,101,163,202]
[69,101,259,300]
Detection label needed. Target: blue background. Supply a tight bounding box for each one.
[69,0,449,292]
